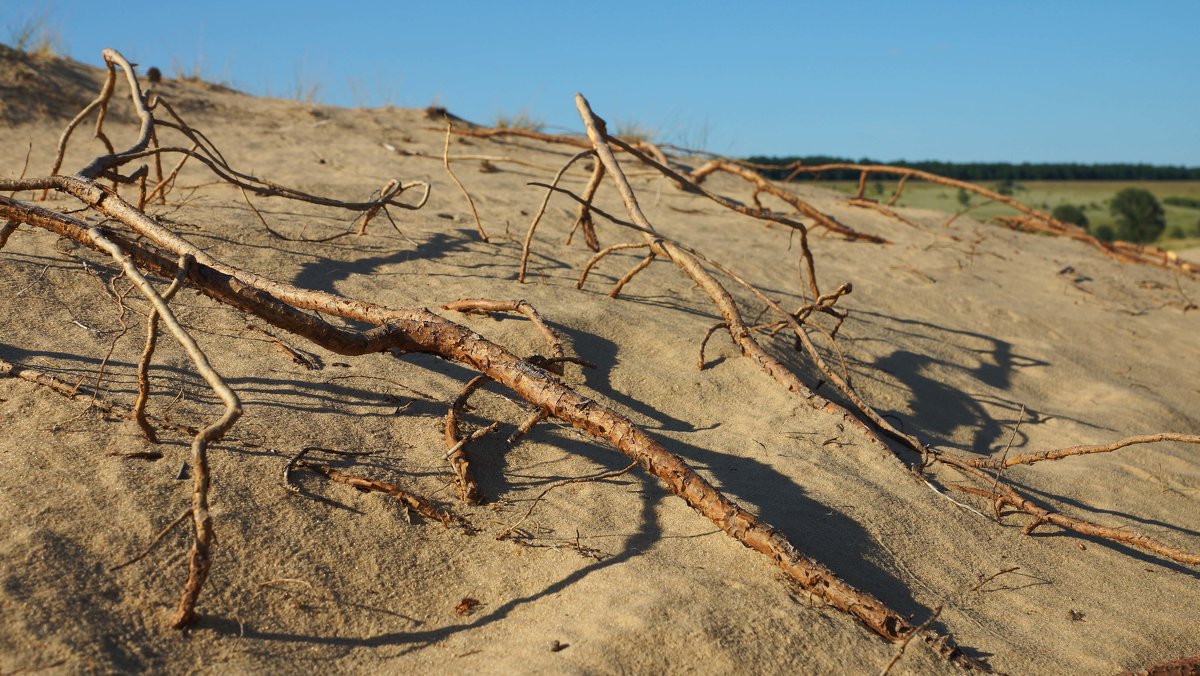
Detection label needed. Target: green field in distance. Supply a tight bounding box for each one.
[815,179,1200,250]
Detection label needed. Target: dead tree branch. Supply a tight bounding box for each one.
[441,298,567,371]
[782,163,1196,277]
[443,122,489,242]
[300,462,466,528]
[689,158,887,243]
[517,149,594,281]
[966,433,1200,470]
[444,375,494,504]
[132,253,192,443]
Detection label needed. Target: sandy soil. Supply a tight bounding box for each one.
[1,46,1198,675]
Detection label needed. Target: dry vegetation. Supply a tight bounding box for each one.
[1,48,1198,673]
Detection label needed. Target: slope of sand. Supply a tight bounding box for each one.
[1,47,1198,674]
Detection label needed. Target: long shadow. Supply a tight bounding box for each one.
[292,231,478,294]
[199,433,668,651]
[197,417,942,656]
[436,333,933,620]
[95,309,939,652]
[7,337,960,658]
[0,345,447,421]
[1003,475,1200,545]
[658,434,929,621]
[447,345,928,621]
[557,323,710,433]
[874,349,1010,454]
[282,228,581,299]
[850,310,1051,391]
[844,310,1066,454]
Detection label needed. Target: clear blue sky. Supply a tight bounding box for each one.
[9,1,1199,164]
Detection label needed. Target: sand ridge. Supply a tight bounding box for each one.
[0,46,1198,674]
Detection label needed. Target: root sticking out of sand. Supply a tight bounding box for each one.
[2,48,1198,673]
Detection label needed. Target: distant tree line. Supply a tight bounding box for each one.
[743,156,1200,182]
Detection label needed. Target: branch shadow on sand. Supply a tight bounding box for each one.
[3,308,964,661]
[838,310,1116,454]
[197,436,668,658]
[0,344,450,421]
[188,335,946,660]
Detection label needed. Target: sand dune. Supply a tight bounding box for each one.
[1,46,1197,674]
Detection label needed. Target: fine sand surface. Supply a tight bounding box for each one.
[1,47,1198,674]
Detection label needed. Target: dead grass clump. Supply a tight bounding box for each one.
[494,109,544,132]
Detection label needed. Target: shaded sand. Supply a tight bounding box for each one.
[1,47,1198,674]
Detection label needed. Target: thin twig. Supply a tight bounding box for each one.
[988,404,1025,506]
[879,606,943,675]
[300,461,465,528]
[444,122,489,242]
[518,149,593,281]
[497,461,637,539]
[577,241,652,290]
[608,252,656,298]
[967,566,1020,593]
[132,254,193,442]
[110,509,193,571]
[968,432,1200,470]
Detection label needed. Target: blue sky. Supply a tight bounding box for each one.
[9,1,1199,164]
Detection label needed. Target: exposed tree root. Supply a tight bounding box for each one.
[571,157,605,250]
[443,122,489,242]
[446,126,593,149]
[886,174,912,206]
[932,446,1200,566]
[87,223,241,629]
[781,163,1196,277]
[441,298,568,372]
[110,508,193,572]
[508,406,549,445]
[388,146,567,173]
[132,253,192,443]
[697,321,729,369]
[0,53,954,653]
[607,251,657,298]
[880,605,944,676]
[993,214,1196,274]
[4,48,1196,673]
[301,461,467,528]
[571,95,904,455]
[847,197,922,229]
[0,220,18,249]
[518,150,594,281]
[496,461,637,540]
[577,242,651,290]
[963,432,1200,470]
[4,183,929,641]
[0,356,198,436]
[689,159,887,243]
[563,94,1200,574]
[1123,655,1200,675]
[444,375,494,504]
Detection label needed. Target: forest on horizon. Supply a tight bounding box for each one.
[745,156,1200,182]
